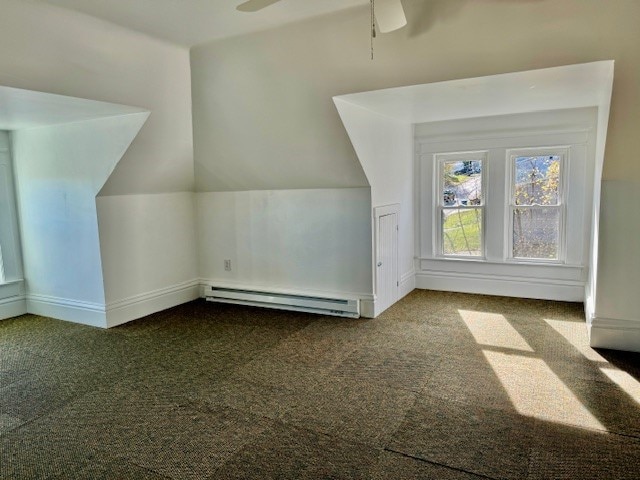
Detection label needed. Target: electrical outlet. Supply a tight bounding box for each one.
[224,259,231,271]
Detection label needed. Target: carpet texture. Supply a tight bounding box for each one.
[1,290,640,479]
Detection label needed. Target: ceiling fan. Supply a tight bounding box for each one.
[236,0,407,34]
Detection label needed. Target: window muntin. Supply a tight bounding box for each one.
[436,153,486,258]
[508,151,565,262]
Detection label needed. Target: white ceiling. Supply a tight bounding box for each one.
[34,0,369,47]
[334,61,615,124]
[0,86,147,130]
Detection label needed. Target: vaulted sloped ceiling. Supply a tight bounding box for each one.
[34,0,369,47]
[27,0,640,198]
[188,0,635,193]
[0,0,194,196]
[190,6,375,192]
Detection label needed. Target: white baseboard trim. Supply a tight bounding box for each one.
[399,270,416,301]
[588,316,640,353]
[26,294,107,328]
[415,271,584,302]
[362,270,415,319]
[0,295,27,320]
[360,297,376,318]
[24,280,201,329]
[106,279,200,328]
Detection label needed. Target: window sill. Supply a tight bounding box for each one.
[434,255,487,263]
[504,258,565,267]
[421,257,583,269]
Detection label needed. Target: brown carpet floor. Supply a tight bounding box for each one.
[1,290,640,479]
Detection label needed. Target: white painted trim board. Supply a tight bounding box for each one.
[588,316,640,353]
[17,279,200,328]
[0,295,27,320]
[26,294,107,328]
[106,279,200,328]
[415,272,583,302]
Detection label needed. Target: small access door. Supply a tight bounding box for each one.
[375,205,399,315]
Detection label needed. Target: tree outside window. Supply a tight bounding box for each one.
[512,154,563,260]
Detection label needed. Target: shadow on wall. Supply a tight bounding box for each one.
[404,0,546,38]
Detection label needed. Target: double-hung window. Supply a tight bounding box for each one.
[432,147,569,264]
[435,152,486,258]
[508,148,566,262]
[419,111,593,302]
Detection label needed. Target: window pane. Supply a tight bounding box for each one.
[442,208,482,256]
[514,155,560,206]
[513,208,559,259]
[443,160,482,206]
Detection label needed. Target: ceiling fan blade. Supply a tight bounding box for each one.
[237,0,282,13]
[375,0,407,33]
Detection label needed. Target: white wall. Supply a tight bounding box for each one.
[1,0,638,343]
[0,131,26,319]
[97,192,199,327]
[197,188,373,299]
[189,0,640,349]
[588,180,640,350]
[190,37,369,192]
[595,181,640,321]
[0,0,193,196]
[0,0,196,326]
[11,114,148,327]
[333,99,415,308]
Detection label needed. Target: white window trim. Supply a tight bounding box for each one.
[433,151,488,260]
[505,146,569,265]
[0,135,24,288]
[0,244,5,284]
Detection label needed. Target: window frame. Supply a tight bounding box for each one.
[434,151,488,260]
[0,244,5,284]
[505,147,569,264]
[0,134,24,287]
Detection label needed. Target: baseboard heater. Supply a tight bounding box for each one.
[204,286,360,318]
